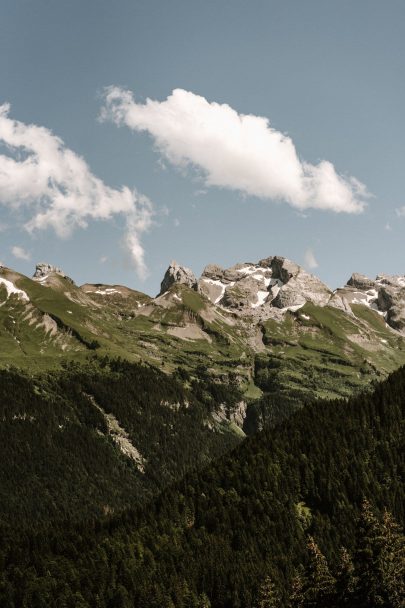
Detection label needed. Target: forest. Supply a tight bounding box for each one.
[0,358,403,607]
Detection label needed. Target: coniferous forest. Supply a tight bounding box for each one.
[0,358,403,607]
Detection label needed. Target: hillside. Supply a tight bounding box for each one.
[0,358,403,607]
[2,257,405,421]
[0,358,243,527]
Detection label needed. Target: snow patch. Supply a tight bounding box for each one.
[235,266,258,275]
[0,278,29,302]
[95,288,119,295]
[283,303,305,312]
[251,290,269,308]
[201,277,232,304]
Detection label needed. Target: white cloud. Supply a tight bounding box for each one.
[0,103,153,277]
[11,245,31,261]
[99,255,108,264]
[101,87,370,214]
[396,207,405,218]
[304,248,318,270]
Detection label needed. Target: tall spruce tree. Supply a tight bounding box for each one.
[256,575,281,608]
[299,537,336,608]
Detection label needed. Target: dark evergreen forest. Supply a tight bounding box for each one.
[0,359,403,607]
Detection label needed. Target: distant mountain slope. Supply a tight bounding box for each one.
[0,358,244,528]
[1,257,405,429]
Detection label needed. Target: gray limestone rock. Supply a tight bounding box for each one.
[347,273,376,290]
[159,260,198,295]
[201,264,225,281]
[33,263,75,285]
[221,276,267,311]
[272,280,307,309]
[327,293,353,315]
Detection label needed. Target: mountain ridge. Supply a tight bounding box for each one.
[2,255,405,419]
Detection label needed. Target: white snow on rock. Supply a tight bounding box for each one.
[0,278,29,302]
[251,290,269,308]
[235,266,258,275]
[95,288,119,295]
[200,277,235,304]
[283,303,305,312]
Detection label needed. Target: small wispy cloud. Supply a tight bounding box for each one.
[304,248,318,270]
[99,255,108,264]
[11,245,31,261]
[0,103,154,278]
[101,87,370,215]
[396,207,405,218]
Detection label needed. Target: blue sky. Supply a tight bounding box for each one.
[0,0,404,295]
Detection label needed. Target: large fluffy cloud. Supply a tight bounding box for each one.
[101,87,369,214]
[0,103,152,277]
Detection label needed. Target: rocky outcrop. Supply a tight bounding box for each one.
[334,271,405,332]
[271,281,306,309]
[198,256,331,317]
[347,272,376,290]
[159,261,198,295]
[33,263,75,285]
[157,256,405,333]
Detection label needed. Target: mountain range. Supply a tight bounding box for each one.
[0,255,404,606]
[2,256,405,405]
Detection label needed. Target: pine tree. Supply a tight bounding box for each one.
[256,575,281,608]
[290,570,305,608]
[379,509,405,608]
[301,537,336,608]
[335,547,356,607]
[352,500,388,607]
[197,592,211,608]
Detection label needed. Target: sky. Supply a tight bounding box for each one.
[0,0,404,295]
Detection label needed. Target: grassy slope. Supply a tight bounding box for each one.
[2,269,405,407]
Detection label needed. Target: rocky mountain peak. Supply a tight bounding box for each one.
[198,256,331,317]
[33,263,75,285]
[347,272,376,290]
[334,271,405,332]
[159,260,198,295]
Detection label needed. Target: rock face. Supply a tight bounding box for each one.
[157,255,405,333]
[198,256,331,318]
[335,272,405,332]
[159,261,198,295]
[33,263,75,285]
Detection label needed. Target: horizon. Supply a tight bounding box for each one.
[2,253,404,297]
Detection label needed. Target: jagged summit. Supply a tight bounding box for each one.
[1,255,405,407]
[33,262,75,285]
[198,255,331,318]
[336,270,405,332]
[156,255,405,332]
[159,260,198,296]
